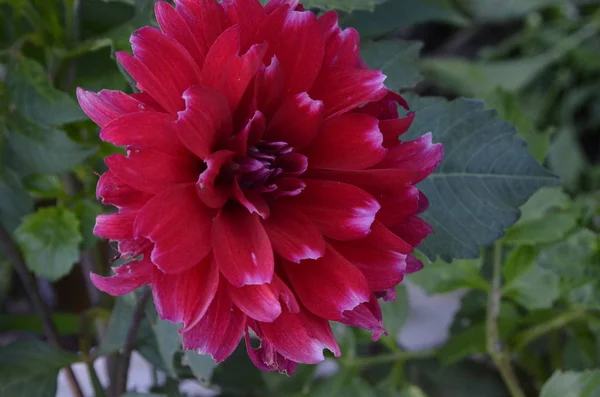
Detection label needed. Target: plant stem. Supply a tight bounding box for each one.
[345,349,436,368]
[486,242,526,397]
[115,289,151,396]
[0,225,84,397]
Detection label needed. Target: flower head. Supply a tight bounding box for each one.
[79,0,443,374]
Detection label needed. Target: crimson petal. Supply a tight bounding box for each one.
[289,179,380,240]
[134,184,213,274]
[152,256,219,332]
[182,284,246,362]
[263,202,325,263]
[90,257,153,296]
[388,216,433,248]
[228,282,282,322]
[76,88,146,128]
[304,113,386,170]
[94,211,136,240]
[155,1,206,66]
[96,171,152,209]
[212,205,274,287]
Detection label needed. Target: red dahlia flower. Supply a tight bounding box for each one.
[78,0,443,374]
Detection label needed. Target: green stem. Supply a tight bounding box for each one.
[486,242,526,397]
[344,349,435,368]
[513,308,588,353]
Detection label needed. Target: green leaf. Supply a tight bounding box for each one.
[503,264,560,310]
[98,295,136,355]
[6,57,86,126]
[408,258,488,294]
[381,284,409,340]
[421,54,557,97]
[342,0,466,39]
[5,114,95,175]
[22,174,63,199]
[502,245,539,283]
[504,211,578,245]
[185,351,217,384]
[0,167,33,232]
[15,207,82,281]
[516,186,571,224]
[146,302,181,377]
[548,127,589,189]
[541,370,600,397]
[361,40,423,91]
[303,0,388,12]
[403,96,558,261]
[0,339,78,397]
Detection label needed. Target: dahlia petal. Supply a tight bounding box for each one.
[227,110,266,155]
[265,92,324,149]
[305,168,422,194]
[222,0,267,51]
[152,256,219,332]
[276,153,308,175]
[100,112,186,155]
[202,26,267,110]
[119,27,201,113]
[356,91,409,120]
[406,255,424,274]
[417,190,430,213]
[318,12,360,68]
[244,326,297,374]
[341,295,385,341]
[375,185,420,227]
[254,57,286,119]
[174,0,228,61]
[134,184,213,274]
[155,1,206,66]
[310,67,387,119]
[94,212,136,240]
[197,150,236,208]
[229,282,282,322]
[90,257,153,296]
[264,0,299,14]
[176,86,234,160]
[212,205,274,287]
[304,113,386,170]
[105,150,198,194]
[331,221,412,291]
[263,202,325,263]
[233,180,270,219]
[182,284,246,362]
[289,179,380,240]
[374,133,443,184]
[388,216,433,248]
[379,113,415,148]
[76,88,146,128]
[260,308,341,364]
[96,171,152,209]
[283,247,370,321]
[254,7,324,94]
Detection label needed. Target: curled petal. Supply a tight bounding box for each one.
[222,0,267,51]
[90,257,153,296]
[379,113,415,148]
[259,308,341,365]
[233,180,270,219]
[96,171,152,209]
[155,1,206,66]
[94,212,136,240]
[229,282,282,323]
[341,294,386,341]
[388,216,433,249]
[254,57,286,118]
[197,150,236,209]
[245,325,298,375]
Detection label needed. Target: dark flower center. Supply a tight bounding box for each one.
[234,141,308,197]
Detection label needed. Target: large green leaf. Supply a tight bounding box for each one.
[5,115,95,175]
[0,167,33,232]
[408,258,488,294]
[6,57,86,126]
[0,339,78,397]
[15,207,83,281]
[361,40,423,91]
[342,0,466,39]
[541,370,600,397]
[403,96,558,261]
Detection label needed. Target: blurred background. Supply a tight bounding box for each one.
[0,0,599,396]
